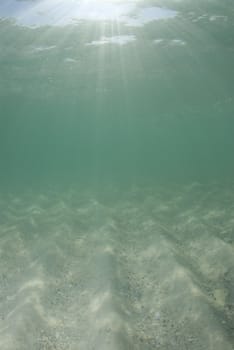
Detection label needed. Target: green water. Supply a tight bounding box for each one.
[0,1,234,349]
[1,0,234,188]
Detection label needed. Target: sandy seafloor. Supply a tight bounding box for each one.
[0,182,234,350]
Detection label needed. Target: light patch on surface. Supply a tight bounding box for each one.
[64,57,77,63]
[153,38,164,44]
[31,45,56,53]
[209,15,227,22]
[170,39,186,46]
[0,0,177,27]
[86,34,136,46]
[153,38,186,46]
[124,6,177,27]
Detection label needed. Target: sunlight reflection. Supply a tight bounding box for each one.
[86,35,136,46]
[0,0,177,28]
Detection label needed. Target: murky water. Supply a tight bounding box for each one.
[0,1,234,349]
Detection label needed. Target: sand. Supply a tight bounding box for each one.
[0,182,233,349]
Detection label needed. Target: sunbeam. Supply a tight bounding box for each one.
[0,0,177,28]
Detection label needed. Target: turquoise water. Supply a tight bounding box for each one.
[1,0,234,188]
[0,1,234,349]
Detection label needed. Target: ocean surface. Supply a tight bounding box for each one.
[0,0,234,349]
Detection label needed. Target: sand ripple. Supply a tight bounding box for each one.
[0,183,233,349]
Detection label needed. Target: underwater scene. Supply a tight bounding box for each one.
[0,0,234,349]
